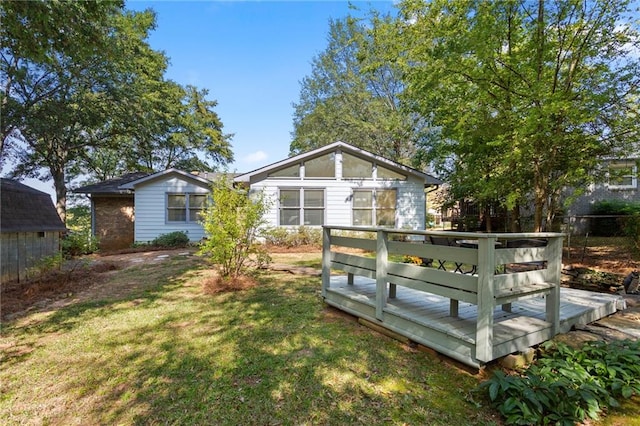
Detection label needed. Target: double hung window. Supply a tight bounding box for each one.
[608,161,638,189]
[279,188,325,226]
[167,193,206,222]
[352,189,397,227]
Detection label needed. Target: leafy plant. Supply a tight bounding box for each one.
[263,226,322,247]
[199,176,271,277]
[26,252,64,279]
[151,231,190,248]
[479,340,640,425]
[63,206,99,257]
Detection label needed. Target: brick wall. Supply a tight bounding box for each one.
[93,196,134,251]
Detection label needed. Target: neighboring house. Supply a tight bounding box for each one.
[1,179,67,282]
[565,157,640,234]
[75,142,441,250]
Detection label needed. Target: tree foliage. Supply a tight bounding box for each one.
[291,15,431,168]
[199,177,271,278]
[1,1,232,222]
[394,0,640,231]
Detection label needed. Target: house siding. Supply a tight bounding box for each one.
[566,183,640,234]
[250,174,426,230]
[134,176,210,242]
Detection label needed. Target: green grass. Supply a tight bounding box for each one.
[0,254,500,425]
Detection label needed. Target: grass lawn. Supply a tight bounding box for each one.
[0,253,501,425]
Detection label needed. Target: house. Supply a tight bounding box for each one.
[1,179,67,282]
[75,142,441,250]
[565,157,640,234]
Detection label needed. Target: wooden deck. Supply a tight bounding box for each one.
[321,226,625,368]
[325,275,623,368]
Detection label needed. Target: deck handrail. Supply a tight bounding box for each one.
[322,226,564,362]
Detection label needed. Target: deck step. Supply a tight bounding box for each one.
[495,282,556,305]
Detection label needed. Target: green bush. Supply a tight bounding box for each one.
[263,226,322,247]
[62,231,99,257]
[479,340,640,425]
[151,231,190,248]
[591,200,640,237]
[63,205,99,257]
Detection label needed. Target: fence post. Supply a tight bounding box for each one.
[475,236,496,362]
[545,236,562,335]
[321,226,331,298]
[376,229,389,321]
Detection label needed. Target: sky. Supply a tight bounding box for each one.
[129,0,396,173]
[13,0,397,199]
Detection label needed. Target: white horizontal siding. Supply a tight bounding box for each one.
[134,176,210,242]
[250,176,425,230]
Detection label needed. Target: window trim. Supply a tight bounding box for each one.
[166,192,206,223]
[351,188,397,227]
[278,187,326,226]
[607,160,638,190]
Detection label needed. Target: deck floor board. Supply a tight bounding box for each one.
[326,274,622,365]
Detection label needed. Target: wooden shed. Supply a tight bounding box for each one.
[1,179,66,283]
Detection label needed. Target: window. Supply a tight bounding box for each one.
[167,193,206,222]
[269,164,300,178]
[352,189,397,227]
[342,153,372,178]
[377,165,406,180]
[608,161,638,189]
[304,153,335,178]
[279,188,325,226]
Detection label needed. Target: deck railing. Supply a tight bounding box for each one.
[321,226,565,362]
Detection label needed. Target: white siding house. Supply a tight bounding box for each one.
[85,142,441,246]
[234,141,441,231]
[120,169,211,242]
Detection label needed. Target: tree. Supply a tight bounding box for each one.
[291,15,431,168]
[395,0,640,231]
[198,176,271,279]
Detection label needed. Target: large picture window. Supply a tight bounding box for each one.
[352,189,396,227]
[608,161,637,189]
[167,193,206,222]
[279,188,325,226]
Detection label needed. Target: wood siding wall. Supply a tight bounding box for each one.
[1,231,61,283]
[250,174,426,230]
[134,177,210,242]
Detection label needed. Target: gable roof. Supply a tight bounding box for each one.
[0,179,66,233]
[233,141,442,185]
[119,168,213,189]
[73,172,150,195]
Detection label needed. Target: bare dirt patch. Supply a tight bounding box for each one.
[202,271,259,294]
[1,248,196,321]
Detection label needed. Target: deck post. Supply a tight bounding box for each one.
[321,226,331,297]
[375,229,389,321]
[475,236,496,362]
[545,236,562,335]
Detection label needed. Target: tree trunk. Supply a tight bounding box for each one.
[509,204,521,233]
[52,167,67,224]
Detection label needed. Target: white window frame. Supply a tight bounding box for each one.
[351,188,397,227]
[607,160,638,190]
[278,188,326,226]
[166,193,206,223]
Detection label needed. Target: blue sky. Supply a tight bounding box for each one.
[128,0,396,173]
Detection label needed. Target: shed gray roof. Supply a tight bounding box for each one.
[0,179,66,233]
[73,172,150,195]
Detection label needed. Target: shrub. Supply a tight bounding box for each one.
[26,252,64,279]
[479,339,640,425]
[591,200,640,237]
[63,205,99,257]
[263,226,322,247]
[199,177,271,278]
[151,231,190,248]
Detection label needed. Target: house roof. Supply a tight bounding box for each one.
[73,172,150,195]
[233,141,443,186]
[119,168,213,189]
[0,179,66,233]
